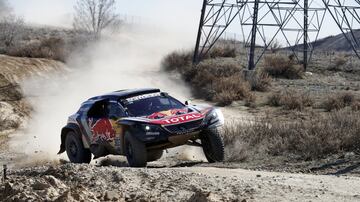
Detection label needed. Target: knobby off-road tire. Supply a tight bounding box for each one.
[65,131,92,164]
[124,132,147,167]
[147,150,163,162]
[200,128,225,163]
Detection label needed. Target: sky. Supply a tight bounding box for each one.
[8,0,360,46]
[9,0,202,28]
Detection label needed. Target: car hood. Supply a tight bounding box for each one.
[121,106,213,125]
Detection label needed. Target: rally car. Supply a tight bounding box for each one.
[58,88,225,167]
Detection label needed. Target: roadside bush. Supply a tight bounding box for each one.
[267,90,313,111]
[212,75,251,106]
[161,51,192,72]
[223,110,360,161]
[162,50,266,106]
[267,91,282,107]
[209,46,236,58]
[322,92,355,112]
[7,37,67,62]
[191,61,253,106]
[351,100,360,111]
[248,71,272,92]
[263,55,303,79]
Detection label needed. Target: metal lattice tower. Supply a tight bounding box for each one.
[193,0,360,71]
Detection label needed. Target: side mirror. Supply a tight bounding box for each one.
[185,100,191,105]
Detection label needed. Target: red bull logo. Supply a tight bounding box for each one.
[90,118,116,143]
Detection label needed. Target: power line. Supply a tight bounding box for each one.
[193,0,360,71]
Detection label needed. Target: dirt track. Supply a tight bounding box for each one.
[1,162,360,202]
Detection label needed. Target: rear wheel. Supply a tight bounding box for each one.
[124,132,147,167]
[200,128,225,163]
[147,150,163,162]
[65,131,91,164]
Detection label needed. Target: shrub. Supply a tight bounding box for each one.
[212,75,251,106]
[267,90,313,110]
[351,100,360,111]
[162,50,261,106]
[248,71,272,92]
[263,55,303,79]
[190,61,252,106]
[334,55,347,67]
[267,91,282,107]
[161,51,192,72]
[322,92,355,112]
[7,37,67,62]
[209,46,236,58]
[223,110,360,161]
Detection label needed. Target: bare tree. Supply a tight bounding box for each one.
[0,15,24,47]
[0,1,24,49]
[73,0,121,39]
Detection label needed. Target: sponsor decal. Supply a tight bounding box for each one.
[114,137,122,148]
[126,92,161,103]
[149,113,204,125]
[89,118,116,143]
[147,108,188,119]
[146,132,160,136]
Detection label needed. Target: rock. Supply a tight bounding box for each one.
[4,182,16,196]
[188,191,209,202]
[112,171,124,183]
[32,180,51,190]
[54,190,74,202]
[45,175,67,189]
[104,191,121,201]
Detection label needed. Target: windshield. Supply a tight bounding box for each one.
[122,94,185,117]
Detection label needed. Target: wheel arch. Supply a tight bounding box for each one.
[58,123,84,154]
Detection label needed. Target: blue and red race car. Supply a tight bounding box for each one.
[58,88,225,167]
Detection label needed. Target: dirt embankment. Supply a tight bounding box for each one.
[1,163,360,202]
[0,54,67,130]
[0,54,68,163]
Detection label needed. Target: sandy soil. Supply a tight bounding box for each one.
[1,162,360,202]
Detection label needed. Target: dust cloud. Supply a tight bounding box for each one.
[9,25,200,163]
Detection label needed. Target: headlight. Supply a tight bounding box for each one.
[141,124,162,136]
[206,109,225,126]
[214,108,225,125]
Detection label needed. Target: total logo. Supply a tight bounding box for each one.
[163,113,203,124]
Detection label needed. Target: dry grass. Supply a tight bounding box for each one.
[223,110,360,161]
[192,61,252,106]
[263,55,303,79]
[267,90,313,111]
[161,51,193,72]
[248,71,272,92]
[209,46,236,58]
[328,55,347,71]
[322,92,355,112]
[162,50,273,106]
[352,100,360,111]
[7,37,67,62]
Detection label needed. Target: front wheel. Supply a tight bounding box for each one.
[124,132,147,167]
[65,131,92,164]
[147,150,163,162]
[200,128,225,163]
